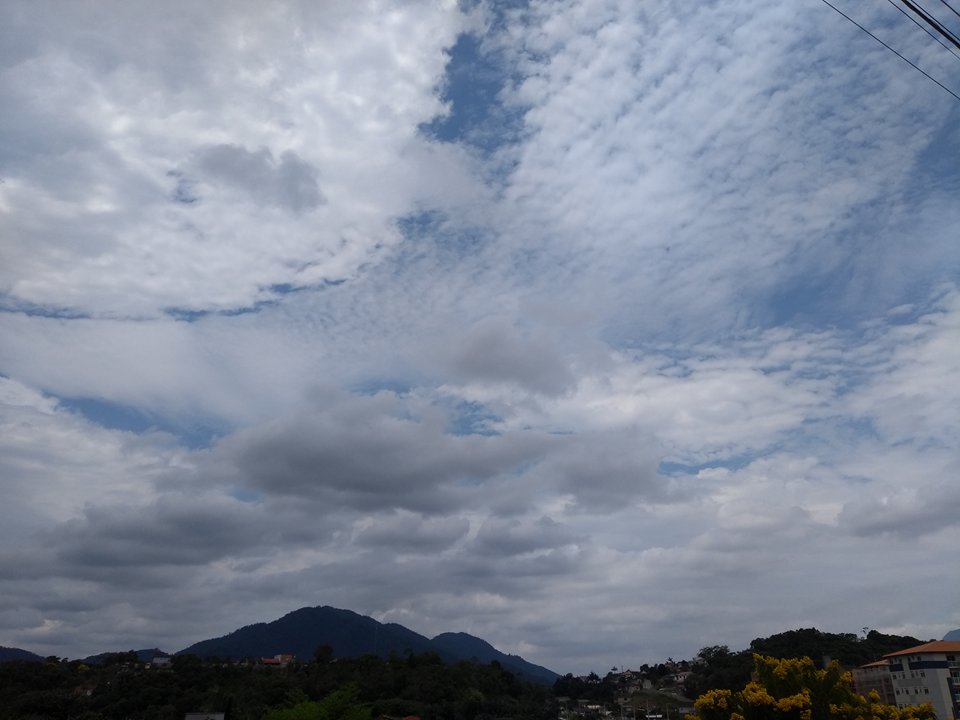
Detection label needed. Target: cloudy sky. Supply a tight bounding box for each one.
[2,0,959,674]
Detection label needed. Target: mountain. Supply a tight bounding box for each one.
[430,631,558,685]
[944,629,960,641]
[177,605,558,684]
[0,646,43,663]
[178,606,434,661]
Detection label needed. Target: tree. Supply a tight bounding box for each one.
[313,644,334,665]
[692,655,935,720]
[685,646,753,699]
[264,686,371,720]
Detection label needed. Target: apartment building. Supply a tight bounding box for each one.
[885,641,960,720]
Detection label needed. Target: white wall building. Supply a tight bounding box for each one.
[885,641,960,720]
[851,659,895,705]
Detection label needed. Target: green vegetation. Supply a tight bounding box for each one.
[262,686,370,720]
[682,629,923,698]
[0,651,551,720]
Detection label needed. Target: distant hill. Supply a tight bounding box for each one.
[944,629,960,641]
[0,646,43,663]
[177,605,559,685]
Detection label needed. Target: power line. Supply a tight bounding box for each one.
[885,0,960,62]
[939,0,960,21]
[818,0,960,102]
[895,0,960,50]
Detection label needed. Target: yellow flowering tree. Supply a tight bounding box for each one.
[692,655,934,720]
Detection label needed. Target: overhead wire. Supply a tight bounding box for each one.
[896,0,960,50]
[939,0,960,21]
[885,0,960,62]
[817,0,960,102]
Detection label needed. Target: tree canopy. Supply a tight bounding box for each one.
[0,652,551,720]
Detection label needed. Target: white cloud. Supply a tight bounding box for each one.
[0,378,185,535]
[0,0,474,316]
[848,290,960,445]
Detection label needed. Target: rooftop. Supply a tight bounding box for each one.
[883,641,960,658]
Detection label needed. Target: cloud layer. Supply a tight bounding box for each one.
[1,0,959,672]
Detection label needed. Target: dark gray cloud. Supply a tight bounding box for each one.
[191,144,324,213]
[354,511,470,553]
[43,490,345,583]
[449,546,587,585]
[537,429,670,510]
[220,391,555,513]
[446,317,575,395]
[837,471,960,539]
[473,516,581,557]
[52,501,257,569]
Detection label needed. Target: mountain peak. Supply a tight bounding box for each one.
[175,605,558,684]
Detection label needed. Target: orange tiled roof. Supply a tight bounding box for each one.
[859,659,889,668]
[883,641,960,657]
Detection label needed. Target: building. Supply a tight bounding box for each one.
[884,641,960,720]
[851,659,896,705]
[258,653,296,667]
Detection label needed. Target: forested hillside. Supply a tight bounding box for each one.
[0,652,552,720]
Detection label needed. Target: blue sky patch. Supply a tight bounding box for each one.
[419,31,524,155]
[60,397,223,448]
[448,400,501,436]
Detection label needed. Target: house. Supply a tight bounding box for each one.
[258,653,296,667]
[671,670,692,686]
[884,641,960,720]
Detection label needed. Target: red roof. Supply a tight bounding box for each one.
[884,641,960,657]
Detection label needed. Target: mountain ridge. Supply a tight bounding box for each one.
[176,605,559,685]
[0,646,43,663]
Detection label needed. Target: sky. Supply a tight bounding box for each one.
[1,0,959,675]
